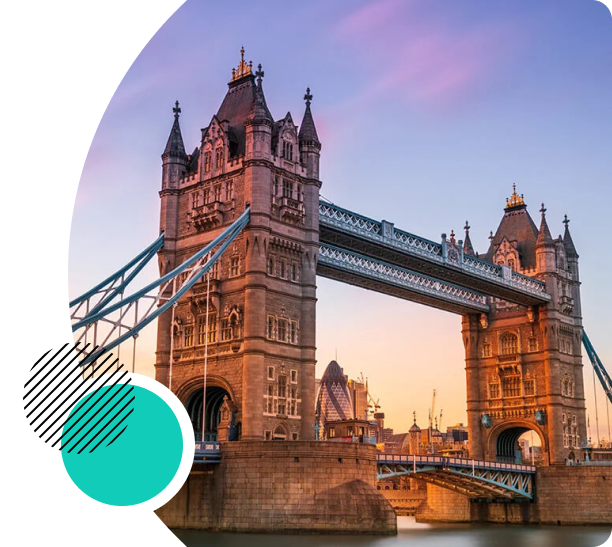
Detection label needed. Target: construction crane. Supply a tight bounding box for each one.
[428,389,436,453]
[438,408,444,432]
[359,372,381,415]
[428,389,437,430]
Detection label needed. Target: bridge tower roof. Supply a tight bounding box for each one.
[211,48,273,157]
[484,185,538,269]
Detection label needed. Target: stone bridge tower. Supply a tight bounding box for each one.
[155,49,322,442]
[462,187,587,465]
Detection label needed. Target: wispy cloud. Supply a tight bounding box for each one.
[336,0,407,37]
[332,0,523,109]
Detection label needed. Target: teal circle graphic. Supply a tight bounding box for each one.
[61,384,183,506]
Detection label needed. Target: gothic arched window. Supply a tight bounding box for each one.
[215,147,224,169]
[204,151,212,172]
[282,140,293,161]
[500,332,518,355]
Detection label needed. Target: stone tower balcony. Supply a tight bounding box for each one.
[559,295,574,315]
[272,194,305,224]
[497,353,522,374]
[190,201,226,231]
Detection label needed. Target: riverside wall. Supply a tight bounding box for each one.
[415,465,612,525]
[156,441,397,534]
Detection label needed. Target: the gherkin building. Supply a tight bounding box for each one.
[315,361,354,438]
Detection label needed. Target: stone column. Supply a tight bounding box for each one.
[463,314,484,459]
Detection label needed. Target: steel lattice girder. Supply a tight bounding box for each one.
[319,201,550,307]
[70,208,250,367]
[377,462,534,500]
[318,243,489,315]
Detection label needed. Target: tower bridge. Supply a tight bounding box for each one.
[70,52,612,527]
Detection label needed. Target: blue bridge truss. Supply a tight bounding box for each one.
[318,201,550,312]
[70,208,250,368]
[377,454,536,500]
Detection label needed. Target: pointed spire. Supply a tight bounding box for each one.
[536,203,554,247]
[563,214,579,258]
[299,87,320,145]
[249,63,272,123]
[413,411,417,425]
[162,100,187,159]
[463,221,475,255]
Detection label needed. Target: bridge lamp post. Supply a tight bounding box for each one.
[202,254,211,443]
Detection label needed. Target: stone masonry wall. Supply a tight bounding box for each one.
[534,466,612,524]
[156,441,397,534]
[416,484,471,522]
[416,466,612,525]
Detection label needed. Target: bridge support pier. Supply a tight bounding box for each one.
[157,441,397,534]
[415,466,612,525]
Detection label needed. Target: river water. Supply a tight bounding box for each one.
[173,517,611,547]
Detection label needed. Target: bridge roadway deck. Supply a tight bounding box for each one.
[319,202,550,308]
[377,454,536,500]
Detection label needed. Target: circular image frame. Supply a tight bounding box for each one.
[49,372,195,518]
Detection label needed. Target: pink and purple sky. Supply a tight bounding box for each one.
[69,0,612,437]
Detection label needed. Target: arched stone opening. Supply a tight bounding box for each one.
[273,423,289,440]
[186,386,236,442]
[488,422,546,464]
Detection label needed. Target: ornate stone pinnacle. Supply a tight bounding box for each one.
[231,46,253,82]
[173,100,181,118]
[464,221,470,233]
[304,87,313,106]
[505,184,525,210]
[255,63,264,84]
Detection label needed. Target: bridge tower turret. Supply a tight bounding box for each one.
[298,87,321,181]
[463,187,587,465]
[156,101,187,386]
[154,50,322,443]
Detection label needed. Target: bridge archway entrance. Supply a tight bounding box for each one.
[488,422,547,465]
[186,386,234,442]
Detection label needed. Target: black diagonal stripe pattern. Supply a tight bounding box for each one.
[49,342,136,454]
[73,404,135,454]
[89,415,131,453]
[62,392,135,453]
[50,376,131,447]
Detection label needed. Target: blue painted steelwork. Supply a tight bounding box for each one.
[70,232,165,312]
[377,454,535,500]
[318,243,489,314]
[319,201,550,304]
[194,441,221,463]
[71,208,250,366]
[582,331,612,405]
